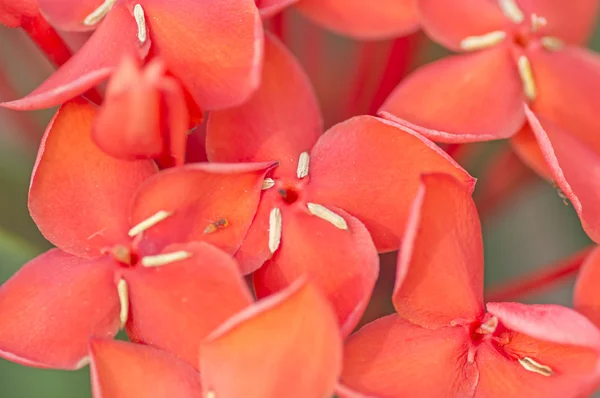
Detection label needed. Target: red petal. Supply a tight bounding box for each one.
[296,0,419,40]
[574,247,600,328]
[0,0,37,27]
[125,242,253,368]
[199,280,342,398]
[253,205,379,336]
[341,314,477,397]
[130,162,275,256]
[417,0,507,51]
[90,339,202,398]
[1,5,144,110]
[29,99,157,259]
[306,115,475,252]
[256,0,297,19]
[206,33,322,177]
[523,108,600,243]
[380,48,525,143]
[37,0,102,31]
[0,249,119,369]
[510,124,552,180]
[142,0,263,110]
[393,174,485,329]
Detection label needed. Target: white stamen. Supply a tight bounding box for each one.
[205,392,216,398]
[268,208,282,255]
[518,55,536,100]
[83,0,117,26]
[128,210,172,237]
[141,251,192,267]
[307,203,348,230]
[262,178,276,190]
[531,13,547,32]
[518,357,554,376]
[117,279,129,328]
[133,4,147,44]
[541,36,564,51]
[296,152,310,179]
[499,0,524,23]
[460,31,507,51]
[76,356,91,370]
[479,316,498,334]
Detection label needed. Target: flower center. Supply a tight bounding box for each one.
[278,186,300,204]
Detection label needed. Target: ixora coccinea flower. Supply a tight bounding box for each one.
[0,97,277,370]
[339,174,600,398]
[2,0,263,111]
[206,33,474,336]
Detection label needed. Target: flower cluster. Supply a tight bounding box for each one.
[2,0,600,397]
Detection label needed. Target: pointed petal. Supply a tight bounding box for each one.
[199,280,342,398]
[2,5,145,110]
[306,115,475,252]
[130,162,275,255]
[574,247,600,328]
[380,48,525,143]
[257,0,297,19]
[206,33,322,177]
[90,339,202,398]
[417,0,507,51]
[393,174,485,329]
[29,99,157,258]
[37,0,102,31]
[296,0,419,40]
[341,314,477,397]
[125,242,253,368]
[142,0,263,110]
[0,249,120,369]
[253,205,379,336]
[523,108,600,243]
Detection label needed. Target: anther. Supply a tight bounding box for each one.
[268,208,282,255]
[128,210,172,237]
[477,316,499,334]
[296,152,310,179]
[460,31,506,51]
[204,218,229,234]
[517,55,536,100]
[541,37,564,51]
[262,178,275,190]
[518,357,554,376]
[499,0,524,24]
[141,251,192,267]
[117,279,129,328]
[307,203,348,230]
[206,392,216,398]
[76,356,91,369]
[133,4,147,44]
[83,0,117,26]
[531,13,547,32]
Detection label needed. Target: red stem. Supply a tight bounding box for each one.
[20,14,73,67]
[485,246,594,302]
[343,41,379,119]
[269,12,285,42]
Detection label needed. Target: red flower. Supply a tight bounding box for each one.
[2,0,263,111]
[0,98,275,369]
[339,174,600,398]
[206,33,474,335]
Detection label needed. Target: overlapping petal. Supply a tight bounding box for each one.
[199,280,342,398]
[393,174,485,329]
[574,247,600,328]
[380,48,524,143]
[253,206,379,336]
[0,0,38,27]
[89,339,202,398]
[256,0,298,18]
[207,33,322,177]
[296,0,419,40]
[0,250,120,369]
[307,115,475,251]
[37,0,102,31]
[28,99,157,258]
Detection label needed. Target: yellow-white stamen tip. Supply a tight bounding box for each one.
[460,31,506,51]
[541,36,564,51]
[296,152,310,179]
[262,178,276,190]
[117,279,129,328]
[76,356,91,370]
[307,203,348,230]
[205,392,216,398]
[499,0,524,23]
[133,4,147,44]
[518,357,554,376]
[518,55,536,100]
[268,208,282,255]
[128,210,172,237]
[83,0,117,26]
[531,13,547,32]
[479,316,498,334]
[141,251,192,267]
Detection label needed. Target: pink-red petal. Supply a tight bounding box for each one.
[0,249,120,369]
[199,280,342,398]
[574,246,600,329]
[256,0,297,19]
[37,0,102,31]
[89,339,202,398]
[0,0,37,27]
[380,47,525,143]
[306,115,475,252]
[29,98,157,258]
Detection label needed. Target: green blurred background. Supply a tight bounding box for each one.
[0,9,599,398]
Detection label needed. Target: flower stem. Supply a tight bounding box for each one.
[20,15,73,67]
